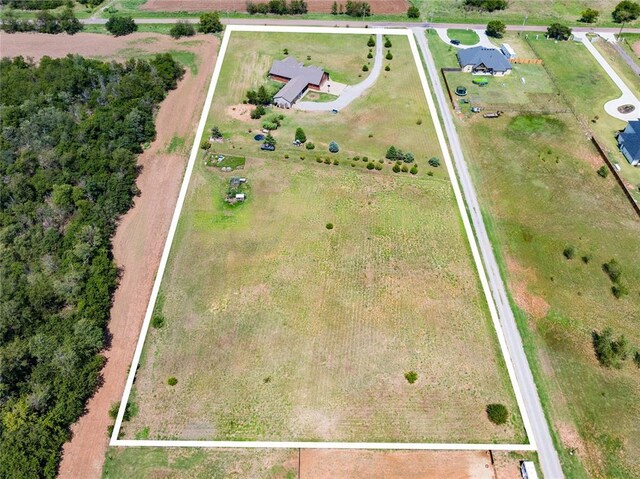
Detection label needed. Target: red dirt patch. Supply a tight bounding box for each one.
[506,256,550,320]
[300,449,497,479]
[0,31,220,479]
[141,0,408,14]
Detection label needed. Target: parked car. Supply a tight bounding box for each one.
[261,144,275,151]
[450,39,461,45]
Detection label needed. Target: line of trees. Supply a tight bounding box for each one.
[0,53,184,478]
[0,7,82,34]
[247,0,308,15]
[331,1,371,17]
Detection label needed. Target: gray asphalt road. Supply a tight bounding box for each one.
[411,27,564,479]
[80,16,640,34]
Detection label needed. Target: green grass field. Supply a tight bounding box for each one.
[447,28,480,46]
[526,35,640,200]
[103,447,297,479]
[420,0,633,27]
[428,31,640,479]
[123,31,524,444]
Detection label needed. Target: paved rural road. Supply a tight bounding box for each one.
[80,16,640,34]
[412,27,564,479]
[296,33,382,111]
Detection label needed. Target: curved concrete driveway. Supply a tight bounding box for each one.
[295,33,382,112]
[434,27,495,49]
[575,32,640,121]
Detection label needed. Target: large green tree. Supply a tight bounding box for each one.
[199,11,223,33]
[486,20,506,38]
[612,0,640,23]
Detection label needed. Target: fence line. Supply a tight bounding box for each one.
[440,67,462,111]
[510,58,543,65]
[591,136,640,218]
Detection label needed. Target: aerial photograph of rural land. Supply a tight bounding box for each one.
[1,1,639,478]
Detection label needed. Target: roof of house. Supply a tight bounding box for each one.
[501,43,516,56]
[619,120,640,159]
[269,57,325,85]
[457,46,512,72]
[274,76,308,104]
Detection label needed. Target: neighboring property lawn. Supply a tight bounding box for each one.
[123,31,524,445]
[420,0,632,27]
[429,31,640,479]
[526,35,640,201]
[102,447,297,478]
[447,29,480,46]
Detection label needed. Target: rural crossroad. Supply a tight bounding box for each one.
[412,28,564,479]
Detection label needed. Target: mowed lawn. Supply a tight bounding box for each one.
[125,32,524,444]
[429,33,640,478]
[207,32,445,171]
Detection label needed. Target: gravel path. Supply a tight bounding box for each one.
[295,33,383,112]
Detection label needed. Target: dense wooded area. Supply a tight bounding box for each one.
[0,54,183,478]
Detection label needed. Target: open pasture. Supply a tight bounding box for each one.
[429,30,640,478]
[123,31,524,444]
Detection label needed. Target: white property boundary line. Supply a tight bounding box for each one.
[110,25,535,452]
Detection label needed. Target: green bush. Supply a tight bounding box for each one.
[597,165,609,177]
[367,35,375,47]
[593,328,629,368]
[324,158,331,164]
[612,283,628,299]
[404,371,418,384]
[326,223,334,229]
[105,15,137,36]
[199,11,223,33]
[306,142,315,150]
[386,50,393,60]
[167,377,178,386]
[486,403,508,425]
[362,64,369,72]
[384,37,392,48]
[328,141,339,153]
[333,159,339,165]
[428,157,441,167]
[200,139,211,151]
[367,51,373,59]
[385,64,391,71]
[295,127,306,143]
[316,157,323,163]
[367,162,375,170]
[392,164,401,173]
[375,163,383,170]
[170,21,195,39]
[563,245,576,259]
[603,259,622,283]
[410,165,418,175]
[401,164,408,172]
[581,254,591,264]
[151,313,165,329]
[407,5,420,18]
